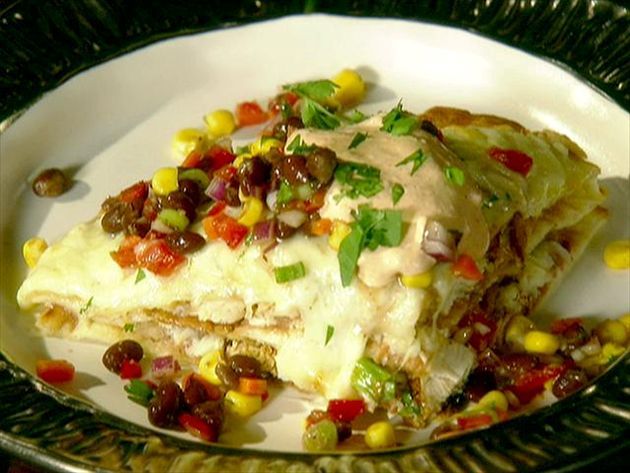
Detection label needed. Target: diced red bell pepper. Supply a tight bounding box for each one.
[134,239,186,276]
[508,363,569,404]
[238,377,269,396]
[110,235,142,268]
[182,150,204,169]
[452,254,484,281]
[202,214,248,249]
[327,399,366,423]
[36,359,75,383]
[236,101,269,127]
[457,413,493,430]
[178,412,217,442]
[119,181,149,204]
[119,359,142,379]
[206,146,236,171]
[550,317,583,335]
[488,147,533,176]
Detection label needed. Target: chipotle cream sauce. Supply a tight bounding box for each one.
[288,115,489,287]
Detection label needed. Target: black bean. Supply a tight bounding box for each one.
[279,155,310,185]
[215,363,239,389]
[192,399,224,436]
[148,380,184,428]
[228,355,261,378]
[102,340,143,374]
[184,376,211,407]
[552,369,588,399]
[32,168,70,197]
[561,325,589,355]
[286,116,304,133]
[101,202,137,234]
[464,369,496,402]
[238,157,271,196]
[178,179,202,206]
[306,148,337,184]
[165,231,206,254]
[162,191,196,222]
[335,421,352,443]
[127,218,151,238]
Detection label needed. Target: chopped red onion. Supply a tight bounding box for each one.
[205,176,227,201]
[277,209,307,228]
[151,355,180,378]
[253,219,275,241]
[422,220,455,261]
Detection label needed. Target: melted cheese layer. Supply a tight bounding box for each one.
[17,219,428,398]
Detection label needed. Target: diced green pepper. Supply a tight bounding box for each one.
[158,208,189,231]
[351,357,394,404]
[302,419,338,452]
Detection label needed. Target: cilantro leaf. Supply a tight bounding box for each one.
[284,79,338,101]
[338,206,404,286]
[396,149,426,175]
[348,109,367,123]
[381,102,419,136]
[276,181,294,204]
[444,166,465,186]
[482,193,500,209]
[334,162,383,199]
[391,183,405,205]
[286,135,315,155]
[123,323,135,333]
[348,132,368,150]
[300,97,340,130]
[325,325,335,346]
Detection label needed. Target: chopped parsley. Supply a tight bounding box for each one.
[286,135,315,155]
[396,149,426,175]
[79,296,93,315]
[348,132,368,149]
[283,79,340,130]
[338,206,404,286]
[274,261,306,283]
[325,325,335,346]
[334,162,383,200]
[482,193,500,209]
[123,323,135,333]
[391,183,405,205]
[381,101,418,136]
[135,269,146,284]
[444,166,465,186]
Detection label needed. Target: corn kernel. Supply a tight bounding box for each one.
[198,351,222,386]
[523,330,560,355]
[204,109,236,138]
[330,69,366,109]
[594,319,628,345]
[238,197,264,227]
[620,313,630,331]
[225,390,262,417]
[365,421,396,449]
[400,271,433,289]
[603,240,630,269]
[599,342,626,364]
[250,137,282,156]
[22,237,48,268]
[504,315,535,350]
[233,152,253,169]
[478,390,508,412]
[172,128,207,160]
[544,379,555,391]
[328,221,352,251]
[151,167,179,196]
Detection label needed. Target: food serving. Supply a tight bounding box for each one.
[18,70,629,450]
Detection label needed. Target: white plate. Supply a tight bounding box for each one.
[1,14,629,453]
